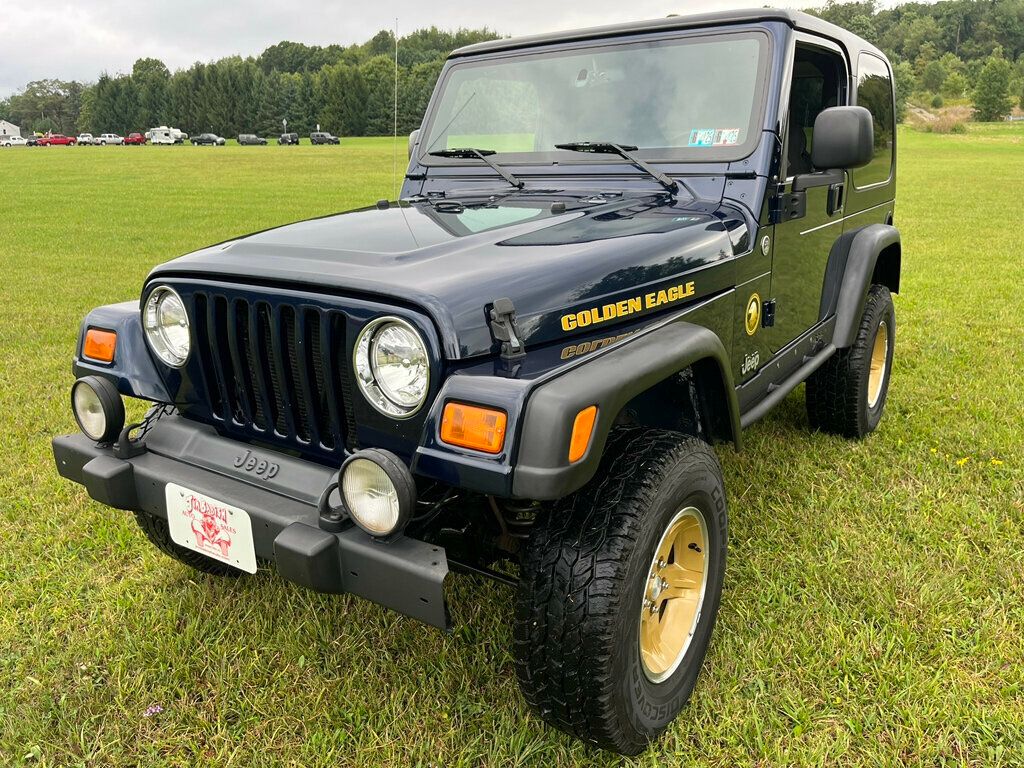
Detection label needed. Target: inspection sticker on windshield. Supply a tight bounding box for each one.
[688,128,740,147]
[165,483,257,573]
[687,129,716,147]
[713,128,740,146]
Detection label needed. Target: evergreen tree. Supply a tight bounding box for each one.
[360,56,398,136]
[339,67,369,136]
[133,58,170,129]
[399,61,443,135]
[255,70,289,136]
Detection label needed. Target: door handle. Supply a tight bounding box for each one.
[827,183,845,216]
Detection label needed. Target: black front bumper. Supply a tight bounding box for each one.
[52,416,450,629]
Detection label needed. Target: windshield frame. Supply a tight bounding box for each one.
[419,27,773,168]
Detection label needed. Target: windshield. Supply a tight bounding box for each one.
[422,31,770,165]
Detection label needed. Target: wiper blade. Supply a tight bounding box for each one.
[428,148,524,189]
[554,141,698,199]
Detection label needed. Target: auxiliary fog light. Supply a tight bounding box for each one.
[71,376,125,443]
[340,448,416,538]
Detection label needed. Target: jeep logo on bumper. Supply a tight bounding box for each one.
[233,449,280,480]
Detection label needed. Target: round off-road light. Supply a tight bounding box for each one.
[143,286,191,368]
[340,448,415,538]
[71,376,125,443]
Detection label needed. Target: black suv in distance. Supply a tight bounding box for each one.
[54,8,900,756]
[310,131,340,145]
[238,134,267,145]
[191,133,225,146]
[278,132,299,145]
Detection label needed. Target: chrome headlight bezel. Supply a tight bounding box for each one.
[142,285,191,368]
[353,316,430,419]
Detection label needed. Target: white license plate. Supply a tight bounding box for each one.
[164,483,258,574]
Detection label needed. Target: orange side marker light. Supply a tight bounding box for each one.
[568,405,598,463]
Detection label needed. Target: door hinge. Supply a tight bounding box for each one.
[762,299,776,328]
[769,189,806,224]
[488,297,526,360]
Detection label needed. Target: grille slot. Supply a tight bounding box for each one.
[191,291,346,452]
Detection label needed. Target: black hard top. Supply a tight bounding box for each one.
[450,8,886,62]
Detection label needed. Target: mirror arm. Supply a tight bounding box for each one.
[792,168,845,192]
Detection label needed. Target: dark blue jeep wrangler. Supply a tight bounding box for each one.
[54,8,900,754]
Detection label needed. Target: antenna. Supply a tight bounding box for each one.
[393,17,399,200]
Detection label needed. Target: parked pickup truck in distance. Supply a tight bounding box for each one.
[38,134,77,146]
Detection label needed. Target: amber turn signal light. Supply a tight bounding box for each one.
[83,328,117,363]
[440,402,507,454]
[568,405,598,463]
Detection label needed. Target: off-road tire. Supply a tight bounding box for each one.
[806,284,895,438]
[133,511,242,577]
[514,428,727,755]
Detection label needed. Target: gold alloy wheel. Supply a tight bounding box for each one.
[639,506,709,683]
[867,320,889,409]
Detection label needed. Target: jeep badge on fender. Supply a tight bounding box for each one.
[53,8,899,756]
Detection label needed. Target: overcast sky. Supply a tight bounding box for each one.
[1,0,912,98]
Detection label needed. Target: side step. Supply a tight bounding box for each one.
[740,344,836,429]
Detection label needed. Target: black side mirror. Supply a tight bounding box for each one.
[810,106,874,170]
[793,106,873,193]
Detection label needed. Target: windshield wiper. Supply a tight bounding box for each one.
[428,148,524,189]
[554,141,698,199]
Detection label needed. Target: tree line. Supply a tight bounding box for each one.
[0,27,496,138]
[4,2,1024,137]
[811,0,1024,120]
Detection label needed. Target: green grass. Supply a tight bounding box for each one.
[1,130,1022,767]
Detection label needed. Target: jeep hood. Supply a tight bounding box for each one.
[149,194,748,359]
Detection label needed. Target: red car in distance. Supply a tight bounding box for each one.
[124,133,147,145]
[37,133,77,146]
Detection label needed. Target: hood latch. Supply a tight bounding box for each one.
[489,297,526,360]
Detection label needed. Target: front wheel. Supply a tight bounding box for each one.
[514,429,727,755]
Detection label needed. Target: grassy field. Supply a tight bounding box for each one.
[1,129,1022,767]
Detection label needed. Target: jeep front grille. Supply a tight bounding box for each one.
[191,292,352,452]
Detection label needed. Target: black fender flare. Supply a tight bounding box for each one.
[821,223,901,349]
[511,320,739,500]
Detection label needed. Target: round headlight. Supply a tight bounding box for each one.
[71,376,125,443]
[143,286,190,367]
[354,317,429,418]
[340,449,416,538]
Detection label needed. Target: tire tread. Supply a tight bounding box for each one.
[806,284,894,438]
[514,428,724,753]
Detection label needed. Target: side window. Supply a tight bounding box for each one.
[854,53,894,187]
[785,45,846,178]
